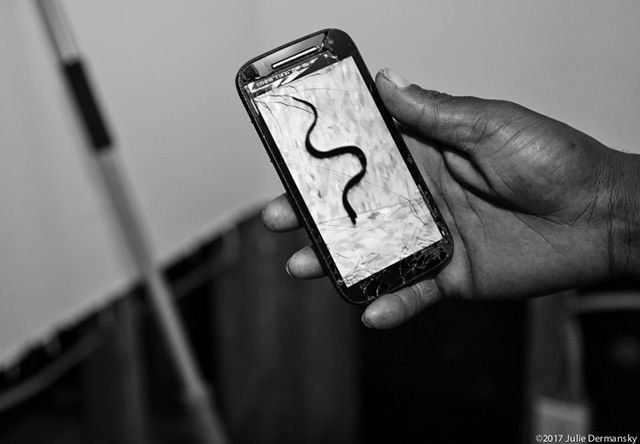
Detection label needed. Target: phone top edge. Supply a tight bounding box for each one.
[235,28,357,88]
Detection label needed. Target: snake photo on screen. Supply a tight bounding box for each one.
[245,55,443,288]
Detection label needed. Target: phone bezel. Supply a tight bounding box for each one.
[236,28,453,304]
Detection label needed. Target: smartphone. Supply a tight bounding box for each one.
[236,28,452,304]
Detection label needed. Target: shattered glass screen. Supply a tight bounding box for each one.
[246,55,442,287]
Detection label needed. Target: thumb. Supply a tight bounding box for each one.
[375,68,498,151]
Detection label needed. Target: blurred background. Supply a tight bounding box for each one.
[1,0,639,443]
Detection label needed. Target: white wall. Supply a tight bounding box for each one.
[1,0,639,365]
[0,0,279,364]
[253,0,640,153]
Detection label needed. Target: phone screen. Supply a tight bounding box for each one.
[244,53,443,289]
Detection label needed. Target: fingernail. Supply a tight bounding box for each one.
[285,259,293,277]
[361,313,373,328]
[381,67,410,88]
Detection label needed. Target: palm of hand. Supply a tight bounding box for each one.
[406,103,612,302]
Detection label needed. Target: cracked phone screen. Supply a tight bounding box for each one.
[246,55,443,288]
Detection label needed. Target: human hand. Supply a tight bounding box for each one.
[262,68,640,328]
